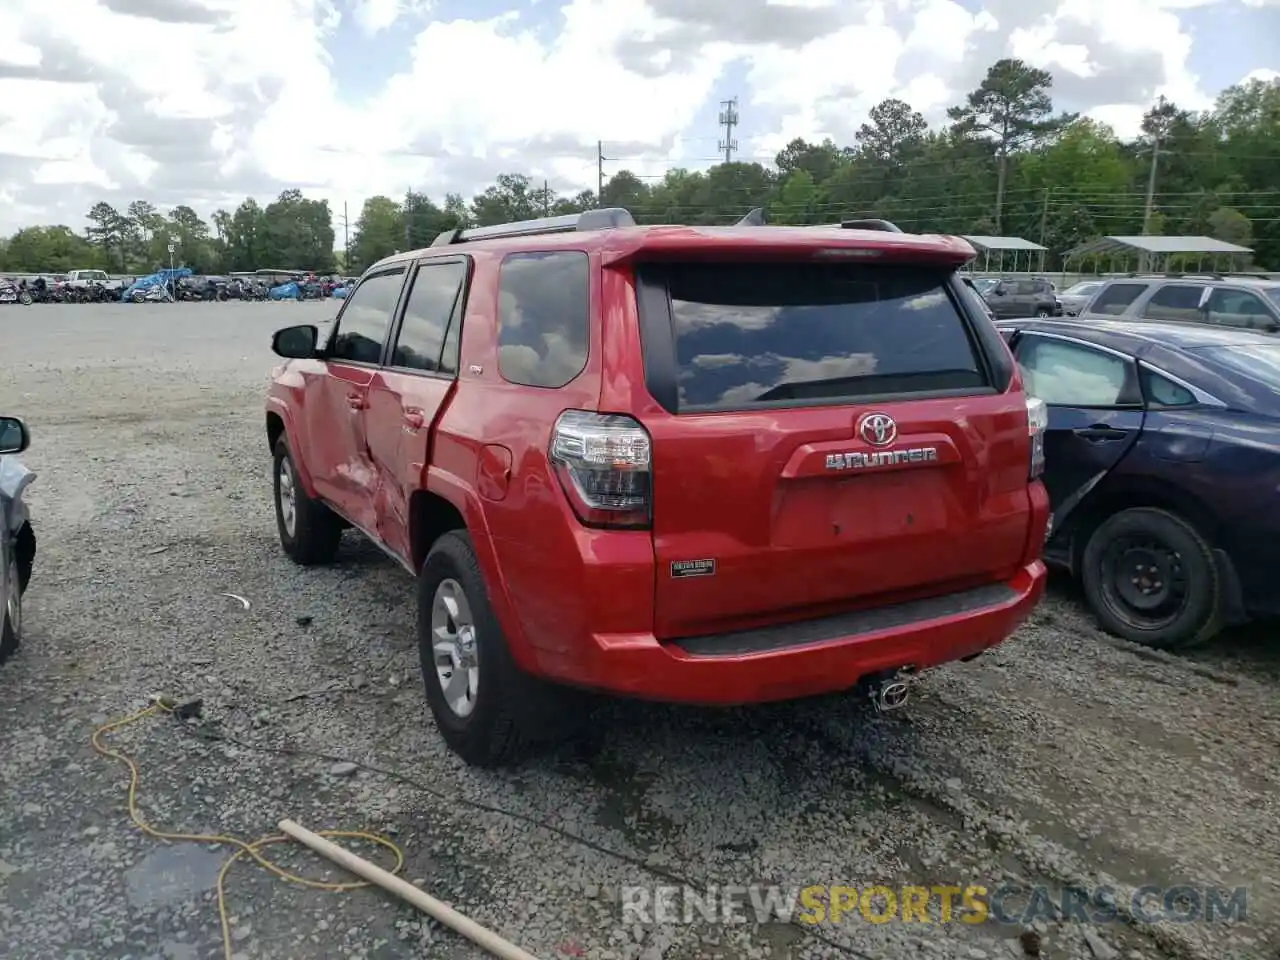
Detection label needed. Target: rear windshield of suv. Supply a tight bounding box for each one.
[662,262,985,409]
[1198,344,1280,391]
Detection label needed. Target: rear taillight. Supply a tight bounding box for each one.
[550,410,652,529]
[1026,396,1047,479]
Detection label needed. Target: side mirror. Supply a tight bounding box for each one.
[0,417,30,455]
[272,324,320,359]
[992,286,1007,296]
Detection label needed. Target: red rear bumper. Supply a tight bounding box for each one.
[553,561,1046,704]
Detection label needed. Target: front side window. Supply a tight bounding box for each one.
[496,251,590,388]
[329,268,405,364]
[661,262,985,410]
[1205,289,1280,330]
[1016,336,1135,407]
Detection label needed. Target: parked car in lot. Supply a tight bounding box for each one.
[982,277,1063,319]
[1,417,36,664]
[1078,275,1280,331]
[265,210,1050,766]
[996,316,1280,649]
[1057,280,1105,316]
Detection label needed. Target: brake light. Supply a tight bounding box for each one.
[550,410,652,529]
[1026,396,1047,480]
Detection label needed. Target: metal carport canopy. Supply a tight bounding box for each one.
[960,236,1048,253]
[1064,235,1254,259]
[959,235,1048,273]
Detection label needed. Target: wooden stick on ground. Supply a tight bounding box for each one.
[278,819,544,960]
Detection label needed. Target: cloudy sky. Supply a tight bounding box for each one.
[0,0,1277,236]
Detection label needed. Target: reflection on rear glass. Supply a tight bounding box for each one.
[1200,344,1280,391]
[668,262,985,409]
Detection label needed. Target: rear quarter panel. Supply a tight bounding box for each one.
[430,248,651,677]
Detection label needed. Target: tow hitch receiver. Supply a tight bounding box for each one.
[869,668,919,714]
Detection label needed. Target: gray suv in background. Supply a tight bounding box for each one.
[982,277,1063,319]
[1078,275,1280,332]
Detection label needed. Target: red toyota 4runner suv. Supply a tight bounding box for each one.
[265,209,1050,767]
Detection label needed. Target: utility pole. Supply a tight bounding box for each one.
[1038,188,1051,247]
[717,97,739,164]
[1141,136,1161,272]
[543,180,550,216]
[597,141,605,205]
[404,188,412,250]
[1142,136,1161,235]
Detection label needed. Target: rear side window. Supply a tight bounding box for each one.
[662,262,985,410]
[497,251,590,388]
[1141,284,1204,322]
[1090,283,1146,316]
[392,260,467,373]
[1016,337,1139,407]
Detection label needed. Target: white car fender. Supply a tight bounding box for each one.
[0,456,36,534]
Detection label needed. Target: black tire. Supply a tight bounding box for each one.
[16,522,34,594]
[1035,307,1051,317]
[272,436,342,566]
[1081,507,1223,650]
[417,531,583,767]
[1,540,21,665]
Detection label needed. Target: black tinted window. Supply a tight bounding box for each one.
[331,269,404,364]
[665,262,984,409]
[1090,283,1146,316]
[392,261,467,372]
[497,251,590,388]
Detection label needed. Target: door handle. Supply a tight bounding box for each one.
[403,410,425,430]
[1073,425,1127,442]
[346,393,366,411]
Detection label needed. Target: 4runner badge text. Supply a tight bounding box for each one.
[825,447,939,470]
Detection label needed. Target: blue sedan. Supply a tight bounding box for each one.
[995,317,1280,649]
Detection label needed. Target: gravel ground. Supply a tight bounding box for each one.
[1,301,1277,960]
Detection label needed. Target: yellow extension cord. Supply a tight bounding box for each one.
[90,701,407,960]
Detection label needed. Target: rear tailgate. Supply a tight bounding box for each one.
[631,257,1034,640]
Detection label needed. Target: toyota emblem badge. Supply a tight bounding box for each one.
[858,413,897,447]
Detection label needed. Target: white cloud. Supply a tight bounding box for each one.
[0,0,1272,235]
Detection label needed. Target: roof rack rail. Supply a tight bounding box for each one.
[840,218,903,233]
[430,207,636,247]
[1119,271,1277,281]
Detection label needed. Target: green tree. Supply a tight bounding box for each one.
[349,195,404,268]
[470,174,539,226]
[948,58,1074,232]
[855,98,927,165]
[85,202,126,271]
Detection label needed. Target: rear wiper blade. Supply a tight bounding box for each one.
[750,369,977,403]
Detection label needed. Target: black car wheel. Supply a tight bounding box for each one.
[272,437,343,565]
[1,538,22,665]
[1081,507,1223,649]
[1035,307,1051,318]
[417,531,586,767]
